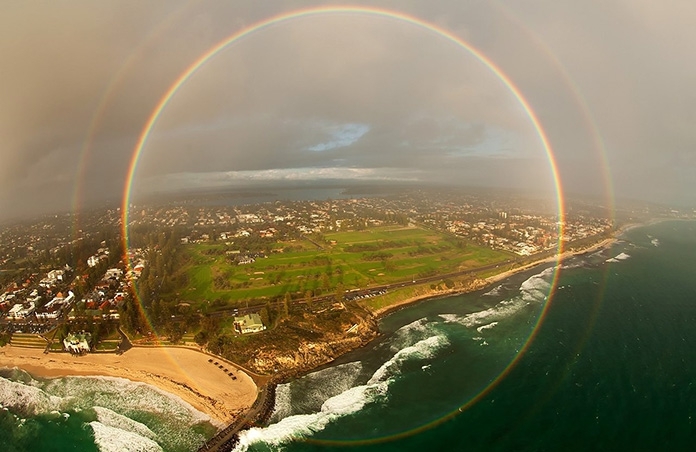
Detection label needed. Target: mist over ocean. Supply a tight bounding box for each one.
[2,220,695,451]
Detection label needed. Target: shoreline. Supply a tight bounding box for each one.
[370,216,688,320]
[370,232,623,319]
[0,224,658,435]
[0,345,258,425]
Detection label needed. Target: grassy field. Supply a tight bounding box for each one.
[175,225,512,307]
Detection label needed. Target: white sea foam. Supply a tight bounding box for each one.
[387,318,436,352]
[271,361,364,421]
[0,376,63,416]
[606,252,630,263]
[44,375,215,427]
[235,335,448,451]
[90,421,163,452]
[561,260,585,269]
[651,238,660,247]
[301,362,363,405]
[438,314,460,323]
[519,267,553,303]
[93,406,158,441]
[1,372,212,451]
[396,318,430,335]
[483,284,503,297]
[442,267,552,329]
[237,382,388,451]
[450,301,523,328]
[476,322,499,334]
[269,383,292,423]
[368,335,449,385]
[302,362,363,392]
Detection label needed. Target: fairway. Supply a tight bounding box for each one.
[176,225,512,306]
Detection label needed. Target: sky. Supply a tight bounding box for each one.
[1,0,695,221]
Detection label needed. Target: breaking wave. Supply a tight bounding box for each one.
[236,334,448,451]
[90,421,163,452]
[269,361,363,422]
[606,252,631,263]
[0,369,215,451]
[368,335,450,385]
[440,266,553,329]
[93,406,158,441]
[237,383,388,450]
[386,317,437,352]
[483,284,503,297]
[0,374,63,416]
[43,375,213,426]
[269,383,292,423]
[476,322,499,334]
[519,267,554,303]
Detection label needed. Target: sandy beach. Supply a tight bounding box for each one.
[0,345,258,424]
[372,233,621,318]
[484,235,617,285]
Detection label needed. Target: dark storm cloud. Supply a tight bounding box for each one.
[1,0,694,220]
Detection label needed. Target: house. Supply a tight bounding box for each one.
[39,269,65,288]
[233,313,266,334]
[104,268,123,280]
[8,302,36,319]
[35,291,75,320]
[63,332,91,354]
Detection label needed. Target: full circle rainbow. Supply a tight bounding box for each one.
[121,5,567,444]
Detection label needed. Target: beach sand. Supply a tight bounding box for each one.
[0,345,258,424]
[484,236,617,285]
[372,235,619,317]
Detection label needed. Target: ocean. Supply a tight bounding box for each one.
[2,220,695,451]
[0,372,218,452]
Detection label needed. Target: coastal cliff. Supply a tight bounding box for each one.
[209,277,496,379]
[251,320,377,376]
[209,302,379,377]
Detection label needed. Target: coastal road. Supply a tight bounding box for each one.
[206,257,525,320]
[206,238,587,320]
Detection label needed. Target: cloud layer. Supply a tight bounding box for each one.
[1,0,694,220]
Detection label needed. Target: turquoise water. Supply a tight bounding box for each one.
[236,220,696,451]
[2,220,695,451]
[0,370,218,452]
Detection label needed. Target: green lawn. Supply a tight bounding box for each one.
[175,225,512,307]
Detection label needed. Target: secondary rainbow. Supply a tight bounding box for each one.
[121,4,568,441]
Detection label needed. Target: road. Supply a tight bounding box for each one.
[206,257,528,320]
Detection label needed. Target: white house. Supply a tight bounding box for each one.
[8,302,36,319]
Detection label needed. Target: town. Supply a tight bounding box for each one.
[0,187,690,358]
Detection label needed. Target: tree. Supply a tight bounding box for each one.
[321,272,331,292]
[194,330,208,346]
[335,283,345,303]
[283,292,290,319]
[259,307,270,328]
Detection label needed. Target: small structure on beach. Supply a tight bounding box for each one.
[63,332,91,355]
[233,313,266,334]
